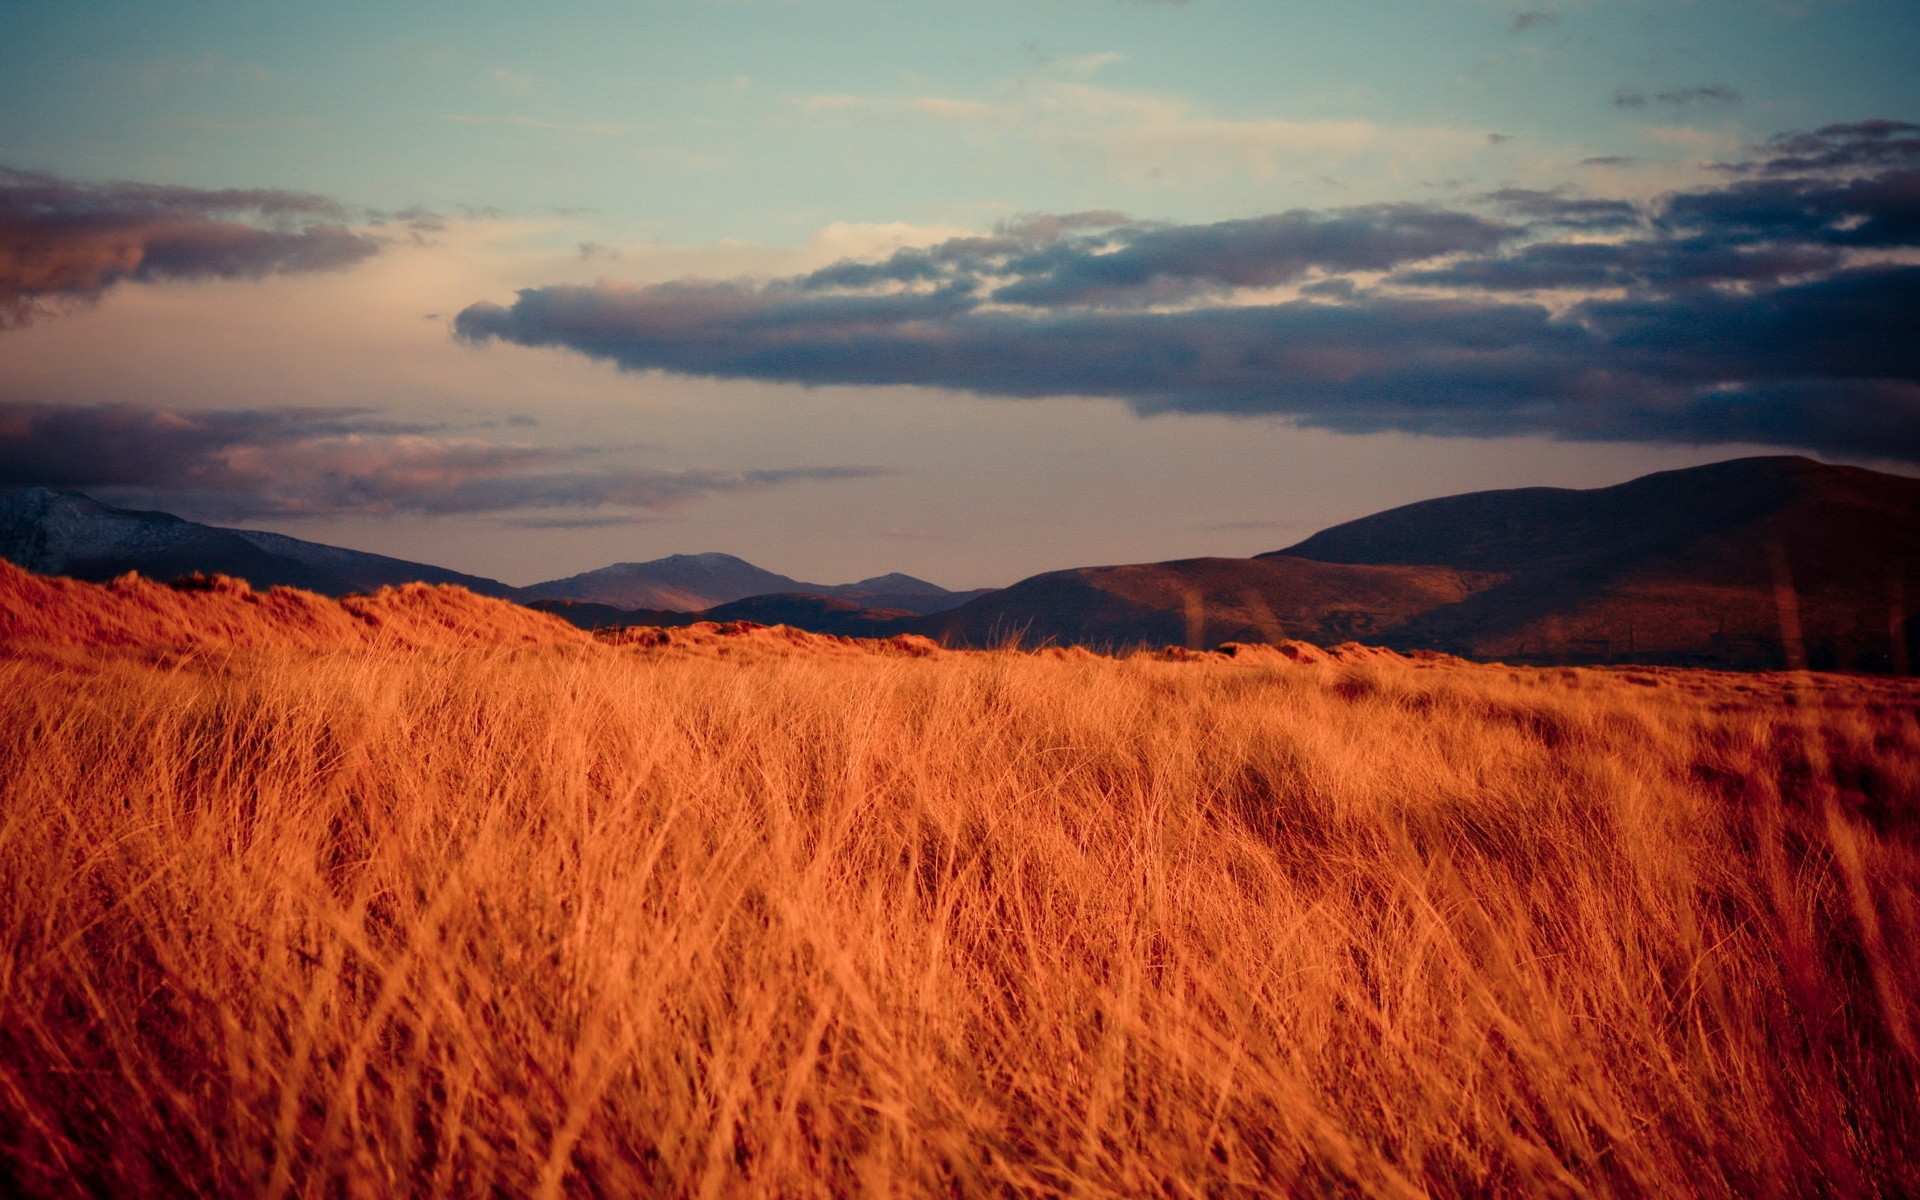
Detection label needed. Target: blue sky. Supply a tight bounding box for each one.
[10,0,1917,235]
[1,1,1915,586]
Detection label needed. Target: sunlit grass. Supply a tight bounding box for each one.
[1,637,1916,1197]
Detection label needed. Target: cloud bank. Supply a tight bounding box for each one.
[456,122,1920,462]
[0,168,381,327]
[0,401,886,520]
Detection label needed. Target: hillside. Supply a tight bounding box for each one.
[1269,455,1920,669]
[900,556,1496,650]
[0,559,587,652]
[0,488,519,598]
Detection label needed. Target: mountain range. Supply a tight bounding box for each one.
[903,455,1918,670]
[0,488,987,614]
[4,455,1915,670]
[521,554,991,613]
[0,488,518,598]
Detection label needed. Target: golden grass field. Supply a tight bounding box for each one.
[2,566,1917,1197]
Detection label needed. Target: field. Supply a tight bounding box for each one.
[1,571,1918,1197]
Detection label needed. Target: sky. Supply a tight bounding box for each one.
[1,0,1915,589]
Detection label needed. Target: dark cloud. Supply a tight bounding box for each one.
[794,205,1513,309]
[0,167,381,328]
[367,205,447,234]
[1401,168,1917,293]
[1481,188,1641,229]
[1745,120,1920,175]
[0,401,887,519]
[1655,85,1741,107]
[1614,85,1741,110]
[1510,12,1559,33]
[455,121,1920,463]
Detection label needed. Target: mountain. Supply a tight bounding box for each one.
[519,552,986,613]
[704,594,925,635]
[0,488,518,598]
[1,488,989,615]
[689,456,1914,670]
[524,599,700,631]
[840,586,997,615]
[898,557,1497,651]
[13,458,1913,671]
[520,553,816,610]
[1266,455,1920,670]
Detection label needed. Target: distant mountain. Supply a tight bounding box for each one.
[14,458,1914,671]
[577,456,1917,671]
[519,552,985,613]
[839,587,997,615]
[844,572,948,596]
[1,488,989,616]
[0,488,517,598]
[524,599,699,631]
[521,553,814,610]
[705,594,925,635]
[1267,455,1920,670]
[899,557,1495,651]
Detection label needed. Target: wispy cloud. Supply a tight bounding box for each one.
[489,68,535,97]
[791,78,1483,186]
[435,114,636,136]
[151,117,326,133]
[1048,51,1127,76]
[0,401,891,521]
[455,122,1920,463]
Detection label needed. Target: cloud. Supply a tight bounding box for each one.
[1745,119,1920,175]
[787,205,1513,308]
[1479,188,1640,229]
[490,69,535,97]
[0,401,889,520]
[1617,85,1742,110]
[0,167,380,328]
[150,117,326,134]
[1655,85,1741,107]
[791,79,1482,187]
[1510,12,1559,33]
[435,114,635,136]
[1050,52,1127,76]
[453,121,1920,464]
[988,207,1515,306]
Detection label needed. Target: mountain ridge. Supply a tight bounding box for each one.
[0,488,520,598]
[5,456,1915,670]
[1265,455,1920,669]
[0,488,987,613]
[517,552,987,612]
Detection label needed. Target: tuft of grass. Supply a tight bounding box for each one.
[1,642,1916,1198]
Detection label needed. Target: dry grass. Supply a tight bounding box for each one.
[0,561,591,652]
[1,578,1918,1197]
